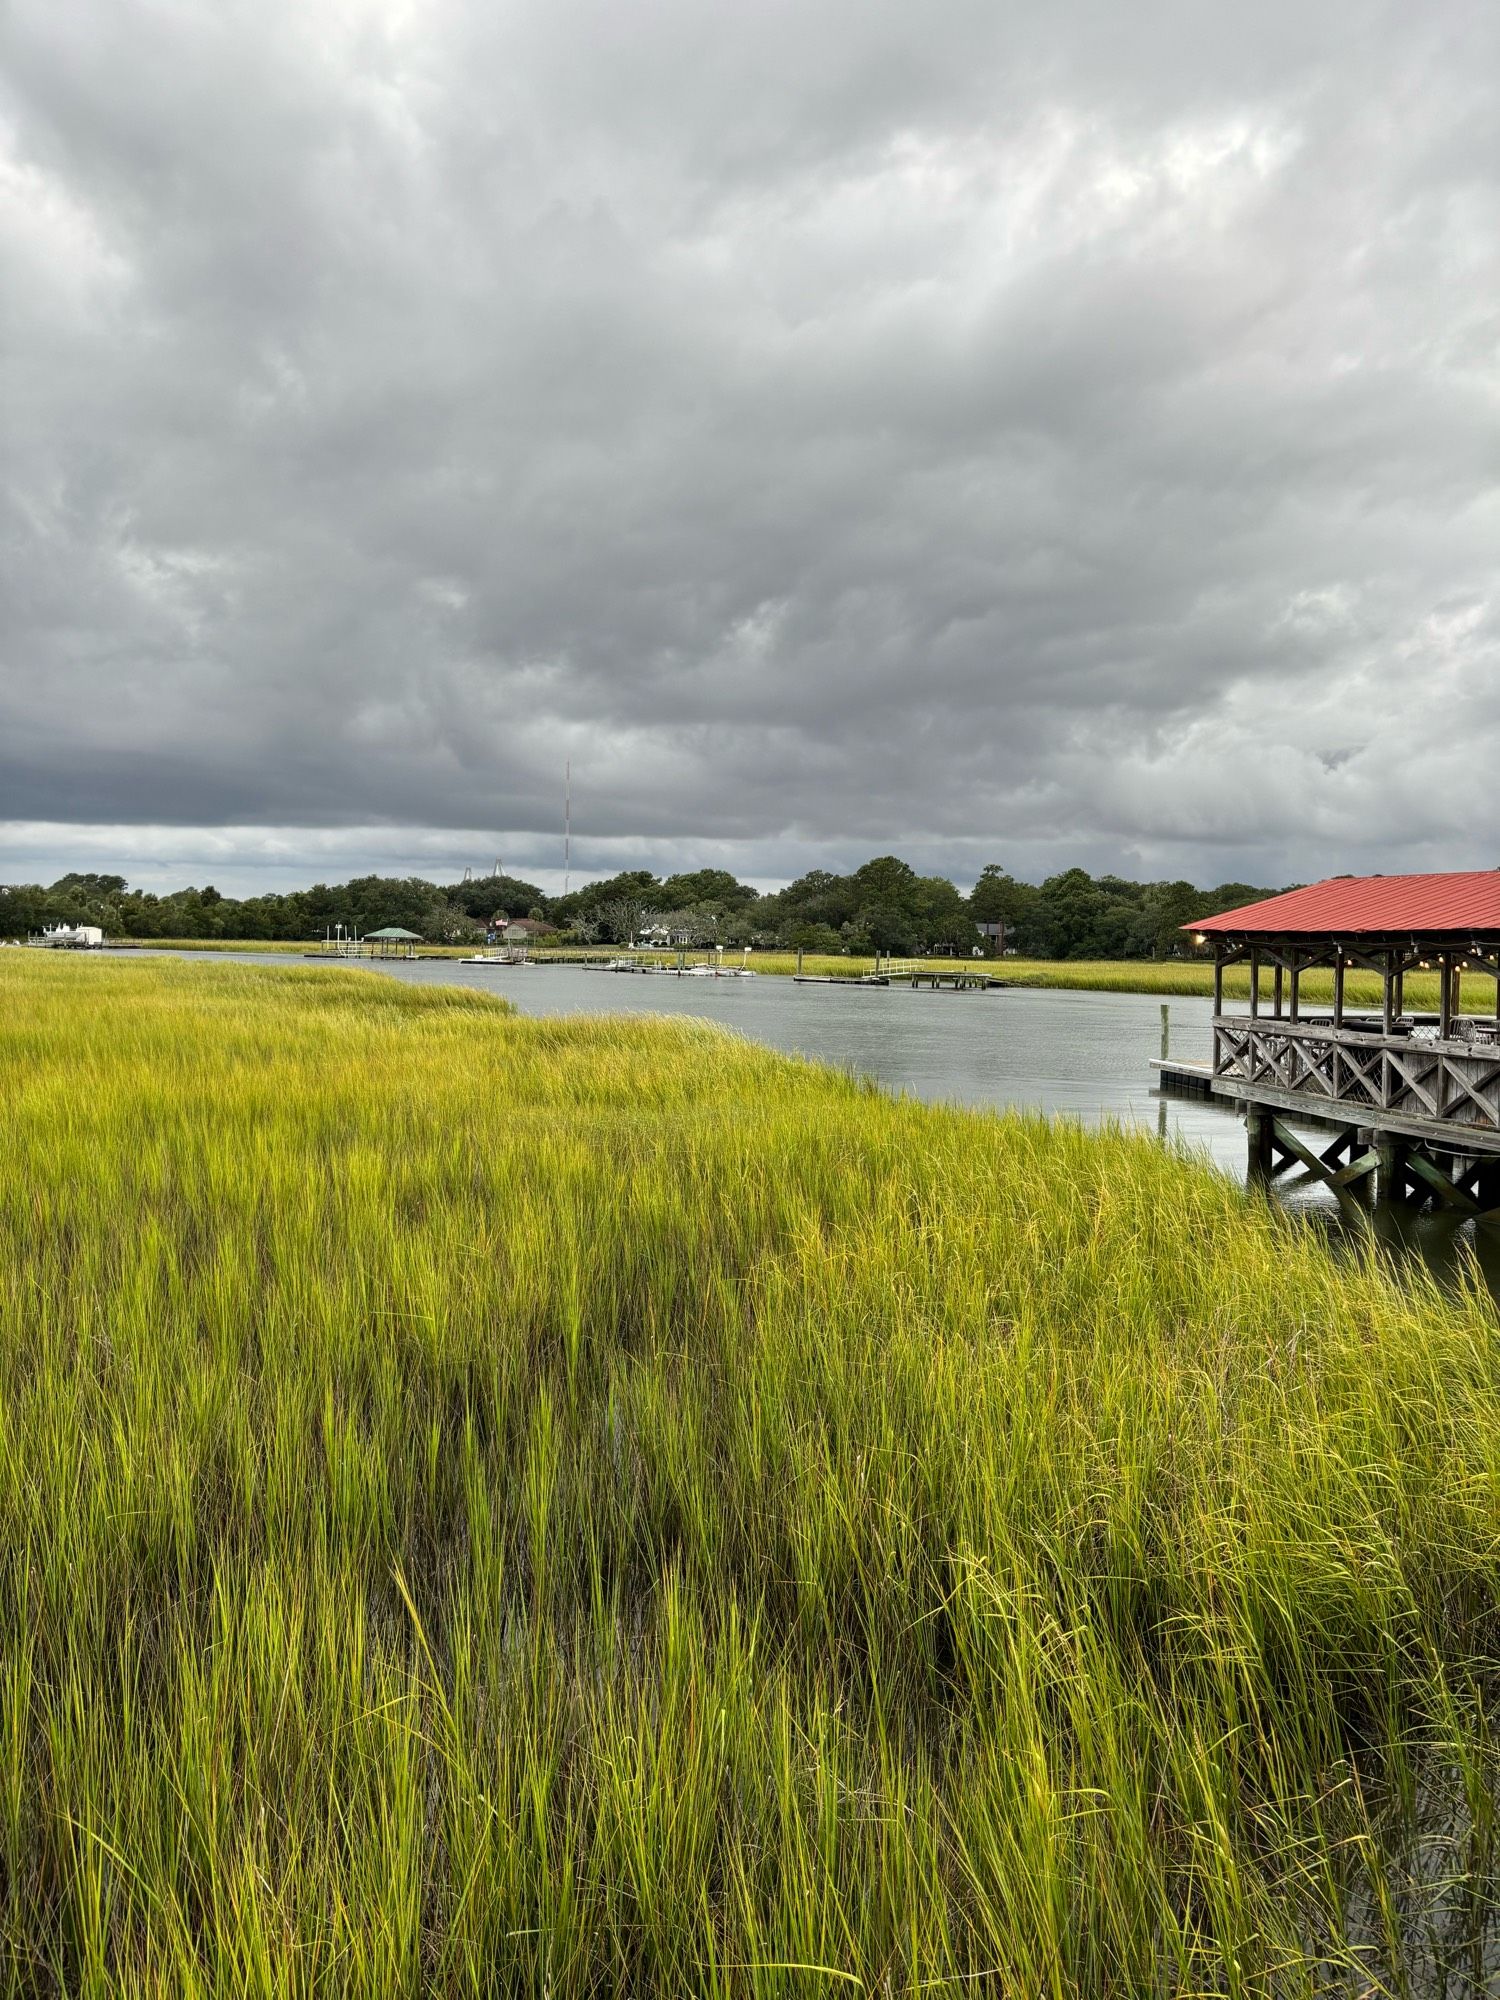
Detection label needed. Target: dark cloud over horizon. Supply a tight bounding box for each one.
[3,0,1498,895]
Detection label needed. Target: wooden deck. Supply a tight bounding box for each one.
[1161,1016,1500,1215]
[1211,1017,1500,1153]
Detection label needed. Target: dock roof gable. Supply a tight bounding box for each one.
[1189,871,1500,940]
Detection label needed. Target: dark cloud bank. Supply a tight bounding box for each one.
[3,0,1497,895]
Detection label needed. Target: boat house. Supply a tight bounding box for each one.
[1188,872,1500,1214]
[363,926,422,960]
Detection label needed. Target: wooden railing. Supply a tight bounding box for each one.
[1212,1018,1500,1132]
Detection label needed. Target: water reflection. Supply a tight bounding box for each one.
[1366,1199,1500,1300]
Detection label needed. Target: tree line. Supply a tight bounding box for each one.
[1,861,1279,959]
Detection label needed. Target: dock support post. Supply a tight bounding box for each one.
[1246,1105,1274,1184]
[1160,1003,1169,1061]
[1348,1128,1377,1208]
[796,947,804,976]
[1375,1133,1408,1206]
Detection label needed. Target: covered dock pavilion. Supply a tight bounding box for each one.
[1187,872,1500,1214]
[363,926,423,960]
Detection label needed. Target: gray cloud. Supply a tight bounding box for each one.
[3,0,1497,893]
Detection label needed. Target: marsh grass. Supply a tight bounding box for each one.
[0,954,1496,1995]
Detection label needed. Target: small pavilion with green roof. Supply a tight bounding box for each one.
[363,926,423,961]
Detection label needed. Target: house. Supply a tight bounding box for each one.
[637,921,696,948]
[495,918,558,944]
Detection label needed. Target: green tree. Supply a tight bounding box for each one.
[968,864,1034,929]
[660,869,758,911]
[852,856,919,905]
[908,875,969,952]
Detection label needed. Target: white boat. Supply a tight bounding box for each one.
[32,924,105,949]
[458,949,528,966]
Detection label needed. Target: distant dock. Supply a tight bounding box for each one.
[794,961,1006,991]
[793,973,888,987]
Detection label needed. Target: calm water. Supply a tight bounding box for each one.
[140,952,1500,1296]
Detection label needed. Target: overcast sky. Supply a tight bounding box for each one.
[3,0,1497,897]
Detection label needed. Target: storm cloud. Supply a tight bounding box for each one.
[3,0,1497,893]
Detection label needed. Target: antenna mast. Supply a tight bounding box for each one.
[564,759,571,895]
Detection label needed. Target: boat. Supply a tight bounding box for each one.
[30,924,106,950]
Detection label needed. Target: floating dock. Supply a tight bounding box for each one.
[792,967,1005,991]
[793,973,888,986]
[1151,1057,1216,1101]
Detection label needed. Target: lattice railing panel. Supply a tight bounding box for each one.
[1212,1020,1500,1132]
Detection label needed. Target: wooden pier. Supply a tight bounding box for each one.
[789,955,1005,990]
[1185,873,1500,1217]
[885,969,1006,991]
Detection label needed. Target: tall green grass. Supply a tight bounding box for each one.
[0,954,1495,1995]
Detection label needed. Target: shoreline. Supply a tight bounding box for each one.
[63,937,1500,1013]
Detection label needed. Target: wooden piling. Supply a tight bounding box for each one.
[1245,1105,1274,1184]
[1375,1133,1408,1206]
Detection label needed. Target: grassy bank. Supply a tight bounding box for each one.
[743,953,1499,1012]
[106,938,475,957]
[1,955,1496,1994]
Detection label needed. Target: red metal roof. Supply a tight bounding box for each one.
[1189,872,1500,938]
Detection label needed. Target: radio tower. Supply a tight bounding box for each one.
[564,760,571,895]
